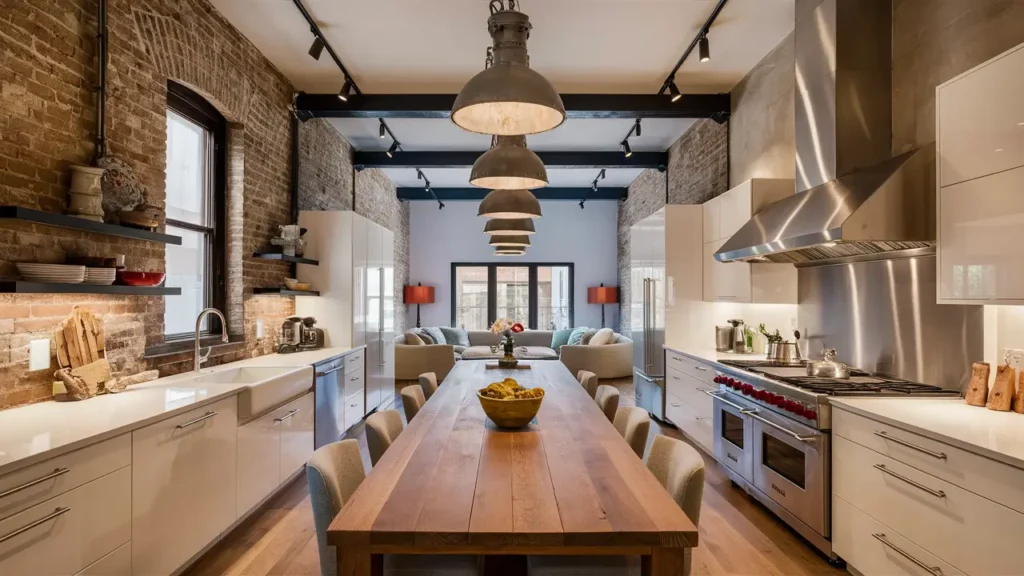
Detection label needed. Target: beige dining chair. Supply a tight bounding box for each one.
[419,372,439,400]
[527,434,706,576]
[576,370,599,399]
[613,407,651,459]
[401,385,426,422]
[307,440,481,576]
[594,385,619,423]
[366,409,404,466]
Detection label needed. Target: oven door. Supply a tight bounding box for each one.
[711,391,753,482]
[749,407,830,537]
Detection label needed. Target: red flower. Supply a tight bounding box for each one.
[511,322,525,333]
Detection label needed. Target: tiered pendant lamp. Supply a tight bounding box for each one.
[484,218,535,236]
[471,135,547,190]
[478,189,542,219]
[451,2,565,136]
[489,235,531,248]
[495,249,526,256]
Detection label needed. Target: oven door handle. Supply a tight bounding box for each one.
[702,389,748,412]
[741,408,818,443]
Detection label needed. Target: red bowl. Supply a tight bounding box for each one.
[117,271,165,287]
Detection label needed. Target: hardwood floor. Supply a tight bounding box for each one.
[185,379,845,576]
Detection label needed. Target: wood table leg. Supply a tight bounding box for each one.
[337,546,382,576]
[642,547,689,576]
[482,554,528,576]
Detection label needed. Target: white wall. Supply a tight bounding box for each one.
[984,306,1024,369]
[407,200,619,330]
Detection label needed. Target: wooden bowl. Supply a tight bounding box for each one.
[477,392,543,428]
[283,278,312,291]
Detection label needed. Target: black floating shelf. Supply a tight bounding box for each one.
[0,206,182,245]
[0,281,181,296]
[251,252,319,266]
[253,287,320,296]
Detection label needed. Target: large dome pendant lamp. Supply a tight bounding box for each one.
[484,218,535,236]
[478,189,542,219]
[451,1,565,136]
[489,235,531,248]
[471,135,547,190]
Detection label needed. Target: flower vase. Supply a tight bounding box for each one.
[498,334,518,368]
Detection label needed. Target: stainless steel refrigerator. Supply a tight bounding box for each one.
[630,209,666,419]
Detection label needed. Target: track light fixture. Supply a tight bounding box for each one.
[308,34,324,60]
[621,140,633,158]
[619,119,640,158]
[416,169,444,210]
[667,81,682,103]
[379,119,386,138]
[659,0,727,100]
[338,78,354,102]
[635,119,642,137]
[386,141,400,158]
[699,32,710,62]
[582,168,607,209]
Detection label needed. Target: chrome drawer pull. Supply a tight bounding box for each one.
[0,507,71,544]
[873,464,946,498]
[316,365,344,377]
[0,468,70,500]
[741,409,817,443]
[274,409,301,423]
[872,533,942,574]
[350,376,360,381]
[176,411,218,429]
[694,365,708,371]
[874,431,947,460]
[702,389,746,411]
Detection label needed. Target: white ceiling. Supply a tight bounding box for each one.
[384,167,644,188]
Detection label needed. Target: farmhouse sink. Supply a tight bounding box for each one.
[192,365,314,421]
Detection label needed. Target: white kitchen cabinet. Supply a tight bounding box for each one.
[937,42,1024,188]
[132,397,238,576]
[279,393,315,478]
[76,542,131,576]
[702,179,796,304]
[0,466,131,576]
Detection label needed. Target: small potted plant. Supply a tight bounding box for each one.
[490,317,525,368]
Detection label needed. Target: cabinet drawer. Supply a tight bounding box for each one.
[345,351,365,375]
[280,393,315,478]
[0,433,130,521]
[0,466,131,576]
[236,406,283,518]
[344,392,365,431]
[833,434,1024,575]
[665,352,715,386]
[76,541,131,576]
[666,393,712,454]
[833,495,965,576]
[666,368,713,417]
[344,372,365,400]
[833,407,1024,515]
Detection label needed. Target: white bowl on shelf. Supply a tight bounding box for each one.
[83,268,116,285]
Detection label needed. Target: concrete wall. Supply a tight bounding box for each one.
[408,201,619,331]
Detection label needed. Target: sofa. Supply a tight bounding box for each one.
[395,328,634,381]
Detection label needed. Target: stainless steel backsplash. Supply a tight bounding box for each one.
[798,254,983,391]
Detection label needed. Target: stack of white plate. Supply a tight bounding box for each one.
[84,267,116,285]
[16,263,86,284]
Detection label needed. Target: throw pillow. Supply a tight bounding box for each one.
[404,331,425,345]
[566,327,589,346]
[581,328,599,345]
[411,328,434,344]
[550,328,573,350]
[439,326,471,347]
[589,327,615,346]
[422,327,446,345]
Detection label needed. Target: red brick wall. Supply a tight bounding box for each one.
[0,0,301,408]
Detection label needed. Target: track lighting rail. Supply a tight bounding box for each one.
[291,0,362,96]
[415,169,444,209]
[354,151,666,170]
[657,0,729,96]
[397,188,627,202]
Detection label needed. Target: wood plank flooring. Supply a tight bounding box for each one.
[185,379,845,576]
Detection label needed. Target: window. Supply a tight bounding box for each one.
[164,82,226,338]
[451,263,574,330]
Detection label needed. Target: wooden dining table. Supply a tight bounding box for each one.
[328,360,698,576]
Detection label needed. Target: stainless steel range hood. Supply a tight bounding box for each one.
[716,0,936,265]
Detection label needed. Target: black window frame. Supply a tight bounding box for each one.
[165,81,227,339]
[450,263,574,330]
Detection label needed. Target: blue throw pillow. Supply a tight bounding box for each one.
[422,327,446,345]
[566,327,589,346]
[551,328,574,350]
[439,326,470,347]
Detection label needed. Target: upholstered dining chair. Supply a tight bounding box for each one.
[613,407,651,459]
[594,385,619,423]
[307,440,481,576]
[418,372,439,400]
[401,385,426,422]
[576,370,599,399]
[366,409,404,466]
[527,434,706,576]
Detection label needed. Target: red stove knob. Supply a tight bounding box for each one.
[784,400,798,412]
[756,390,768,401]
[805,409,818,421]
[774,396,786,407]
[793,406,806,418]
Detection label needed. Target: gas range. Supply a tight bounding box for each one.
[714,359,959,430]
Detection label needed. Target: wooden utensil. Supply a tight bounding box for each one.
[1014,371,1024,414]
[965,362,990,407]
[987,364,1015,411]
[55,307,105,369]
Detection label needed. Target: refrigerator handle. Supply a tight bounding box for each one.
[646,278,655,373]
[379,267,386,367]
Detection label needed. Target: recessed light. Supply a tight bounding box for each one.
[995,148,1004,152]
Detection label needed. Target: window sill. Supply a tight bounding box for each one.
[144,334,245,359]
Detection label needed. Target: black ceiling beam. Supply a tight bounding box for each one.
[294,93,728,120]
[355,151,666,170]
[397,188,627,202]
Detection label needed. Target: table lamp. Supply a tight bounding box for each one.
[588,283,619,328]
[404,283,435,328]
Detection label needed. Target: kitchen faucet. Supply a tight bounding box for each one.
[195,308,230,372]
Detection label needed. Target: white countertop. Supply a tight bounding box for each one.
[830,397,1024,470]
[237,345,363,367]
[664,345,768,364]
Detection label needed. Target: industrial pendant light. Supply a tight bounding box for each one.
[478,189,542,219]
[489,235,531,248]
[452,1,565,136]
[484,218,536,236]
[495,248,526,256]
[471,135,548,189]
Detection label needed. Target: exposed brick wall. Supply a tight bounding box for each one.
[0,0,303,407]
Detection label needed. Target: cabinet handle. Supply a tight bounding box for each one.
[871,533,943,575]
[873,464,946,498]
[741,408,818,443]
[316,366,344,377]
[874,431,947,460]
[0,468,70,500]
[176,411,218,429]
[350,376,360,381]
[694,366,708,372]
[274,409,301,423]
[0,507,71,544]
[672,375,680,380]
[671,356,682,362]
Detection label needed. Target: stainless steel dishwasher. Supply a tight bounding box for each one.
[313,355,345,449]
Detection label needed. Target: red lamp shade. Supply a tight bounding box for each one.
[588,286,618,304]
[404,284,435,305]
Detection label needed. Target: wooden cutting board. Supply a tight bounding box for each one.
[55,307,106,369]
